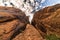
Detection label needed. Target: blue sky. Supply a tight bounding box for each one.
[41,0,60,7]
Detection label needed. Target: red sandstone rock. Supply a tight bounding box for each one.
[13,24,44,40]
[32,4,60,37]
[0,6,29,40]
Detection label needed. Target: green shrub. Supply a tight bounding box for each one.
[45,34,60,40]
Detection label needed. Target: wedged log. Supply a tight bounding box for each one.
[32,4,60,37]
[0,6,29,40]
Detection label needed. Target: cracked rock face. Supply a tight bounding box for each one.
[0,6,29,40]
[32,4,60,37]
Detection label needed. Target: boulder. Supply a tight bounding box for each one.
[13,24,44,40]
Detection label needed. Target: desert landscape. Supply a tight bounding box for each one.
[0,4,60,40]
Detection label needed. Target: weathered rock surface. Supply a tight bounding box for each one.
[0,4,60,40]
[13,24,44,40]
[32,4,60,37]
[0,6,29,40]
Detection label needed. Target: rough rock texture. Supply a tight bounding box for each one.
[13,24,44,40]
[1,4,60,40]
[0,6,29,40]
[32,4,60,37]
